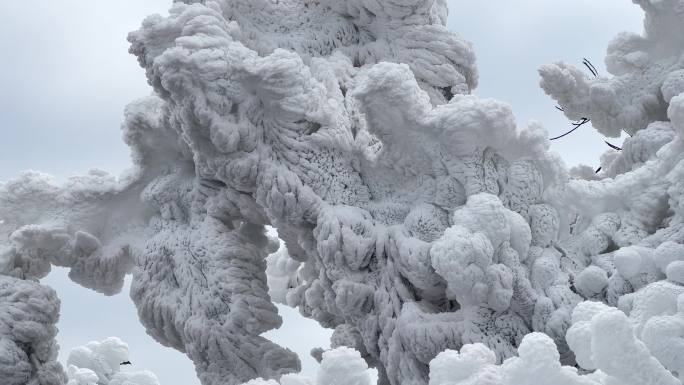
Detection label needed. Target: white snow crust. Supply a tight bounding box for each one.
[65,337,159,385]
[2,0,684,384]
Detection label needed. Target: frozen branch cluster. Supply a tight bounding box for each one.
[1,0,684,384]
[540,0,684,137]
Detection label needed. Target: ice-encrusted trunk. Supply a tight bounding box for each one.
[2,1,684,385]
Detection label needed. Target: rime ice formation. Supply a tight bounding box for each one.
[240,347,371,385]
[425,296,684,385]
[66,363,159,385]
[428,333,605,385]
[540,0,684,137]
[0,275,66,385]
[2,0,684,385]
[65,337,159,385]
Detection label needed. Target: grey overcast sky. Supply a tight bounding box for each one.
[1,1,643,384]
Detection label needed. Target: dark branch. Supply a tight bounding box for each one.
[583,58,598,77]
[604,141,622,151]
[584,59,598,76]
[550,118,591,140]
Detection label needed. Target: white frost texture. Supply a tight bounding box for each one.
[2,0,684,384]
[241,347,371,385]
[65,337,159,385]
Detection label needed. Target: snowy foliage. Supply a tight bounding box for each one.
[1,0,684,385]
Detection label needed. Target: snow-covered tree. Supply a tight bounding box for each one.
[1,0,684,385]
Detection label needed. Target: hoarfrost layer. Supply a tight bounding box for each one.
[1,0,684,385]
[65,337,159,385]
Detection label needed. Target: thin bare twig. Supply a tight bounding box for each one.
[604,141,622,151]
[583,58,598,77]
[550,118,591,140]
